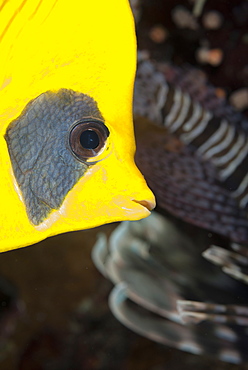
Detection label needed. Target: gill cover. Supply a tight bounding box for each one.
[0,0,155,252]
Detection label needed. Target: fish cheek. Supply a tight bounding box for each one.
[6,130,87,226]
[4,89,104,225]
[27,147,87,225]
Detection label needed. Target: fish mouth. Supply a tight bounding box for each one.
[133,199,156,212]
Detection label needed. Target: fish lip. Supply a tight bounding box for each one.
[132,199,156,212]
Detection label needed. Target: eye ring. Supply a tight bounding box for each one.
[69,118,109,162]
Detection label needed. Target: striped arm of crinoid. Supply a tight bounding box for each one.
[92,212,248,364]
[178,300,248,327]
[109,284,248,365]
[203,243,248,285]
[134,118,248,244]
[134,57,248,212]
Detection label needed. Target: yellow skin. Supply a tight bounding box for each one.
[0,0,155,252]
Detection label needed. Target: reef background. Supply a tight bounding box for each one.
[0,0,248,369]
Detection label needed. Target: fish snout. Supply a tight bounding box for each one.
[133,198,156,212]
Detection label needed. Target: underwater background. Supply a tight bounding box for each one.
[0,0,248,369]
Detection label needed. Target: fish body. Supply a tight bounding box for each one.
[0,0,155,252]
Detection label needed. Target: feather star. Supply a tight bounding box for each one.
[92,55,248,365]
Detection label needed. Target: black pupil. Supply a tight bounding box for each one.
[80,129,99,149]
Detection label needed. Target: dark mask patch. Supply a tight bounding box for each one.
[5,89,104,225]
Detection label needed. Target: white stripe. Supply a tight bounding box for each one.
[197,119,228,157]
[239,193,248,208]
[206,125,236,164]
[170,93,191,133]
[183,102,202,131]
[180,111,212,145]
[232,172,248,197]
[164,89,182,127]
[155,83,169,123]
[213,132,246,166]
[219,140,248,180]
[156,83,169,111]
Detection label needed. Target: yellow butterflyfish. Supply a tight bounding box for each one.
[0,0,155,252]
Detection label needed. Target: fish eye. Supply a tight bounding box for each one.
[69,118,109,162]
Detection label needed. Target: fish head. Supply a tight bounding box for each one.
[0,0,155,251]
